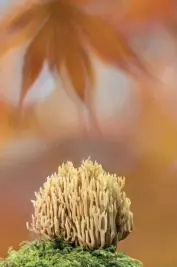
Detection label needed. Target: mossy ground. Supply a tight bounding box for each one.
[0,238,143,267]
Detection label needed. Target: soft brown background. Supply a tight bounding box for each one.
[0,1,177,267]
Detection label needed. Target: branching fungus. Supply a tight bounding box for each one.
[26,159,133,249]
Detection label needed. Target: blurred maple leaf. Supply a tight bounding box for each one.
[0,0,150,110]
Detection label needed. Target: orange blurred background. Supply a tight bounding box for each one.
[0,1,177,267]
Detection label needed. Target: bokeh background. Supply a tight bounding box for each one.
[0,1,177,267]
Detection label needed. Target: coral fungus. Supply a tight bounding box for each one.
[27,159,133,249]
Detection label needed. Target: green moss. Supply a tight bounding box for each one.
[0,238,143,267]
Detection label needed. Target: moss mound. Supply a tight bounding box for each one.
[0,238,142,267]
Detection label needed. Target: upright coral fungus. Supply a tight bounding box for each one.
[26,159,133,249]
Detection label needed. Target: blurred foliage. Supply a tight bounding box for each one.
[0,0,150,111]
